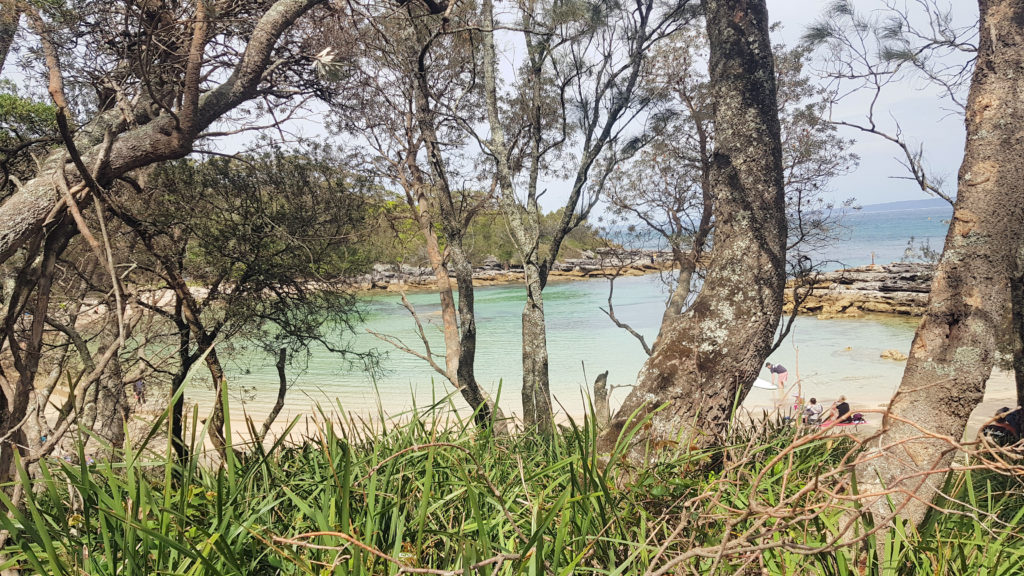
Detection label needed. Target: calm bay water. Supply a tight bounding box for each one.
[189,205,951,424]
[824,204,950,269]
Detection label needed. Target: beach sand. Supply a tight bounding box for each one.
[738,368,1019,440]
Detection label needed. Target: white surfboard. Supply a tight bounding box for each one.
[752,378,777,390]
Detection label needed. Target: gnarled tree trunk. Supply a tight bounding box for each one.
[598,0,786,456]
[854,0,1024,527]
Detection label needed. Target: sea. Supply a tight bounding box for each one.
[188,200,954,426]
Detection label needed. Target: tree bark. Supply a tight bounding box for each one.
[1013,244,1024,408]
[854,0,1024,527]
[0,0,326,266]
[520,261,554,434]
[0,1,19,73]
[260,347,288,441]
[598,0,786,455]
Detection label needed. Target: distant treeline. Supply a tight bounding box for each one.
[361,204,611,268]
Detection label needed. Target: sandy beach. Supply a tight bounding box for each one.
[152,366,1019,452]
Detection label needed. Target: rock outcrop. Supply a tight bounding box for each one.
[784,263,934,319]
[352,251,673,292]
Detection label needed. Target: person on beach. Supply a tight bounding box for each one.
[984,406,1023,445]
[823,395,850,424]
[133,379,146,405]
[765,362,788,388]
[803,398,823,424]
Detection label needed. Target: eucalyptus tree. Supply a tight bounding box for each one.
[0,0,341,484]
[323,0,504,430]
[597,0,787,455]
[808,0,1024,527]
[479,0,694,433]
[603,33,856,356]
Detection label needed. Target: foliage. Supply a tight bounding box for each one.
[900,236,941,264]
[606,30,858,274]
[122,143,376,356]
[0,81,59,200]
[2,400,1021,575]
[366,207,610,268]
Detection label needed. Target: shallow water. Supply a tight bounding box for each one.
[188,205,951,425]
[188,273,922,424]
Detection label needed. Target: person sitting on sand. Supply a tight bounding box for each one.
[765,362,788,388]
[823,395,850,424]
[984,406,1023,445]
[803,398,823,424]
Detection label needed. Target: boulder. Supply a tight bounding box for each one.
[880,349,908,361]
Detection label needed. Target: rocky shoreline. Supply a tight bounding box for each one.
[784,263,934,319]
[353,250,674,292]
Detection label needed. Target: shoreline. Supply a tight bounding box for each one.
[352,252,674,293]
[155,367,1018,453]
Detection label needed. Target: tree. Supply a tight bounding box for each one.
[0,0,334,484]
[108,146,373,460]
[597,0,786,455]
[479,0,692,433]
[324,0,505,430]
[0,1,18,72]
[805,0,1024,527]
[603,30,856,356]
[835,0,1024,527]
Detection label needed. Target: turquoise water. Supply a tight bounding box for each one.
[188,207,949,424]
[191,276,923,425]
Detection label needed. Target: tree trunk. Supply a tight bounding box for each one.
[0,220,74,485]
[854,0,1024,527]
[204,345,228,459]
[598,0,786,456]
[79,305,129,455]
[406,21,506,431]
[593,371,610,429]
[448,242,508,432]
[259,347,288,441]
[0,2,19,73]
[1013,244,1024,408]
[90,329,128,453]
[658,261,697,346]
[170,316,191,465]
[521,260,554,434]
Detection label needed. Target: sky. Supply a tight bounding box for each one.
[765,0,977,206]
[1,1,978,210]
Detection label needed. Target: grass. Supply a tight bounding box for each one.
[1,398,1022,575]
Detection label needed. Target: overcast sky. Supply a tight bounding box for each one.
[766,0,977,206]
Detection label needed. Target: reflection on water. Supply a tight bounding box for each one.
[188,274,922,423]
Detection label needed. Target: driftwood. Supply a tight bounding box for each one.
[593,371,610,429]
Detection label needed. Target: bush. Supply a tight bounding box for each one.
[1,400,1021,575]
